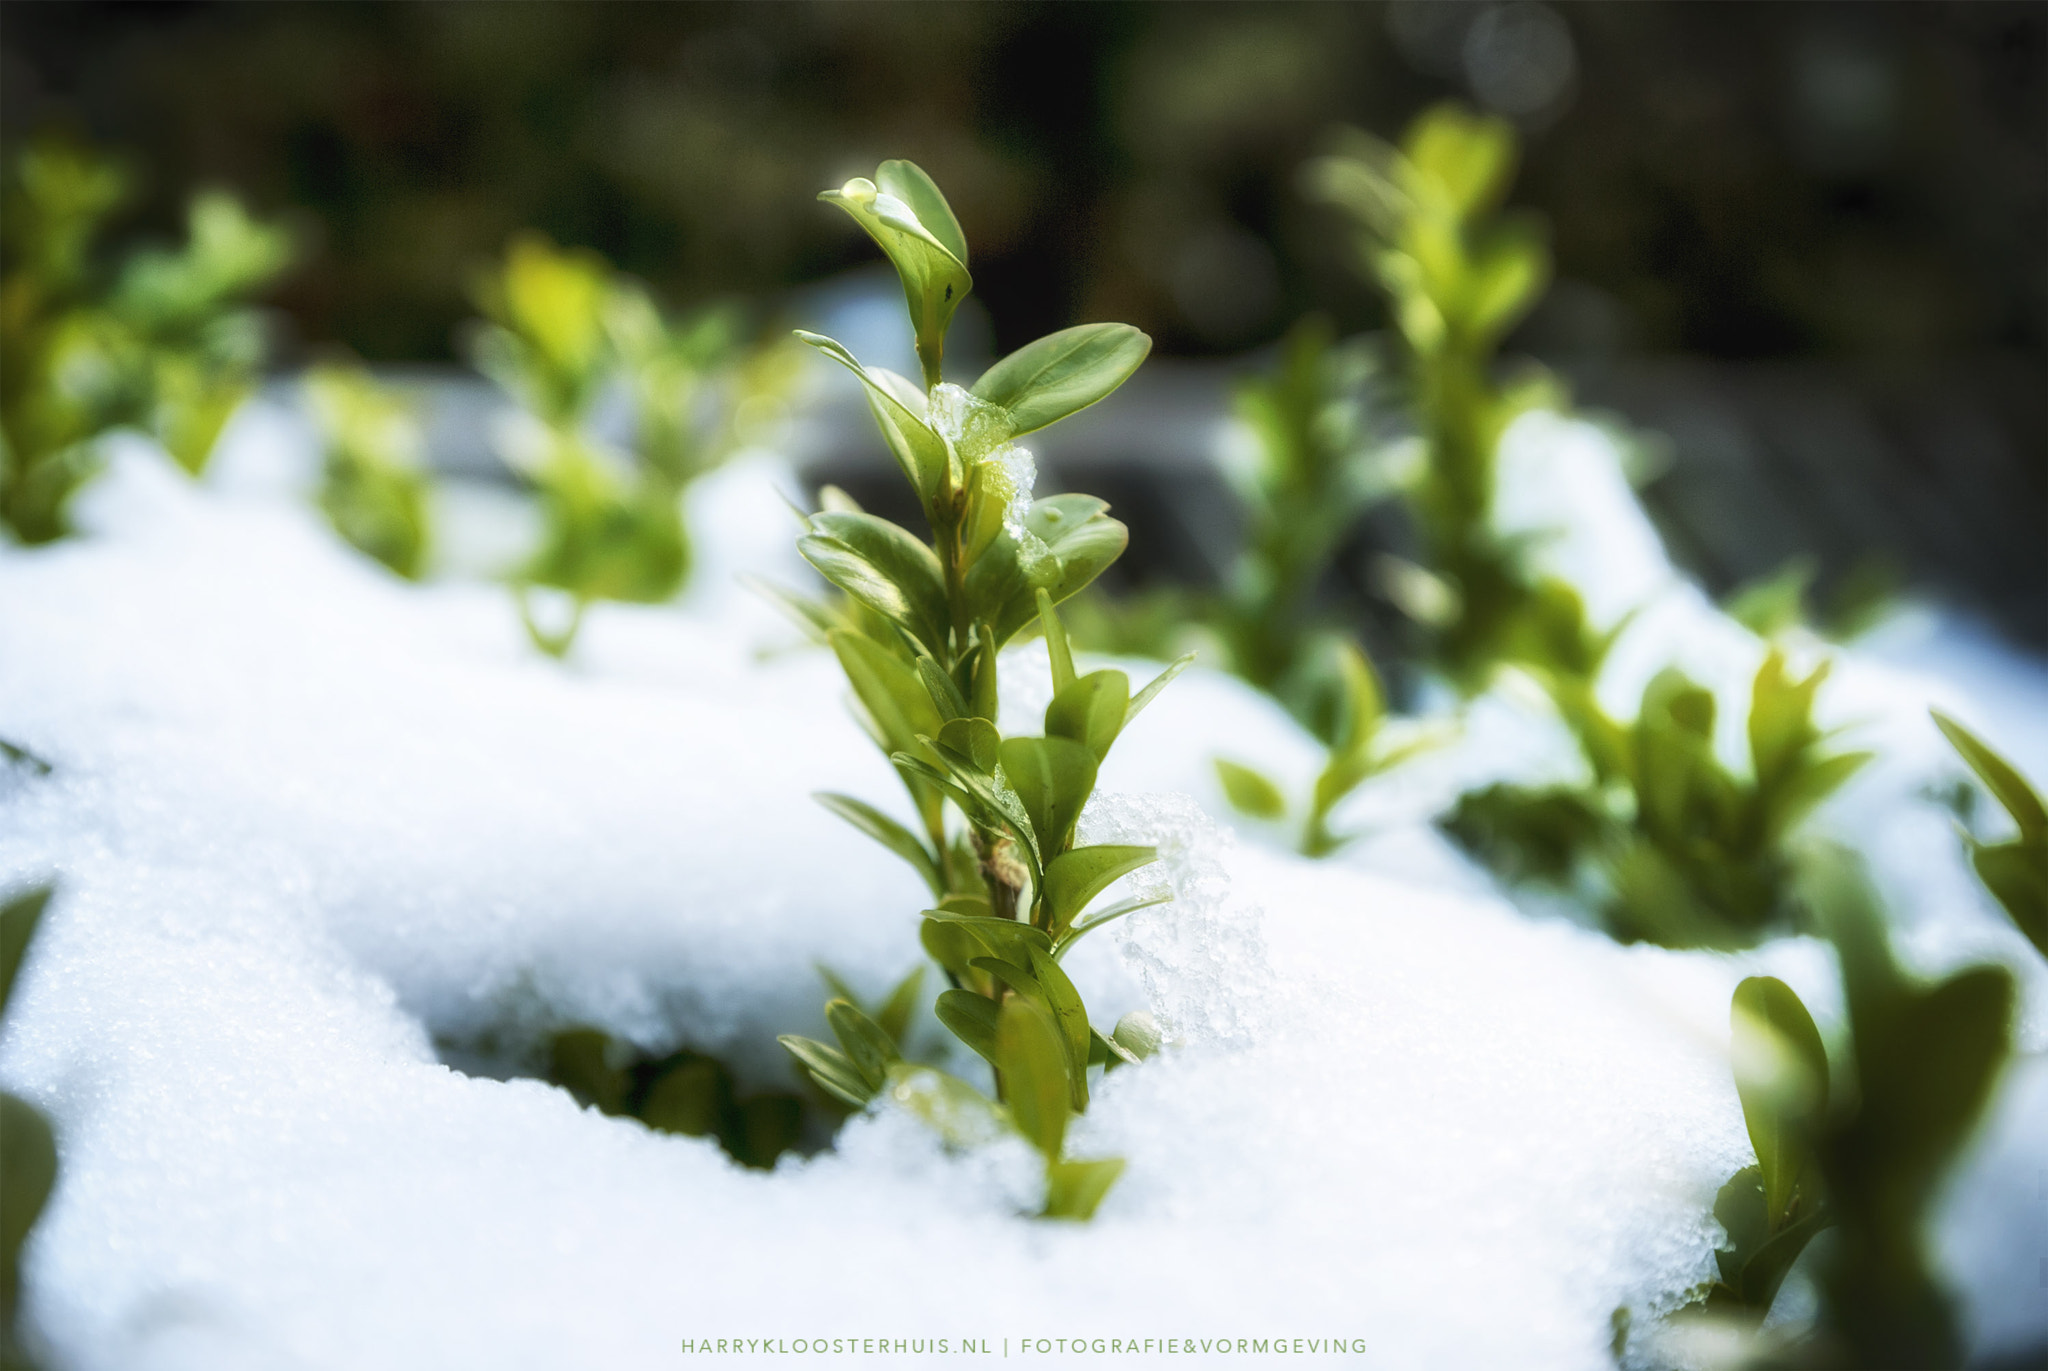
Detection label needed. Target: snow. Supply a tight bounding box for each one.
[0,408,2043,1368]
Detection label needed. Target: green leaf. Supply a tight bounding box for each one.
[882,1062,1010,1149]
[1025,944,1093,1110]
[922,908,1053,962]
[548,1028,633,1115]
[1970,840,2048,961]
[818,170,972,388]
[1046,670,1131,764]
[777,1034,874,1108]
[813,793,941,896]
[971,323,1152,438]
[1730,977,1829,1228]
[936,717,1001,775]
[640,1057,725,1137]
[1463,217,1548,343]
[829,629,942,758]
[1215,758,1288,820]
[826,997,901,1091]
[1126,653,1195,729]
[1090,1025,1140,1070]
[920,917,978,984]
[1037,588,1076,694]
[935,988,1001,1065]
[875,160,968,266]
[893,753,1039,867]
[1933,709,2047,844]
[1055,893,1173,960]
[996,995,1070,1159]
[794,331,951,501]
[916,656,970,722]
[800,512,949,655]
[1042,845,1157,935]
[999,735,1098,855]
[1,1092,58,1292]
[1043,1156,1125,1221]
[0,885,53,1021]
[969,956,1043,1002]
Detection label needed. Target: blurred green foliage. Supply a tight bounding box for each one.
[0,883,54,1371]
[303,363,431,579]
[545,1027,804,1171]
[1,143,292,542]
[1932,711,2047,961]
[466,234,798,656]
[1694,850,2014,1368]
[770,162,1171,1218]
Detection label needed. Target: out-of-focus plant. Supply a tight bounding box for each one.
[1685,850,2013,1368]
[1214,641,1439,858]
[1449,646,1870,948]
[1,143,292,543]
[303,364,431,580]
[1,883,55,1371]
[1724,556,1901,644]
[1931,711,2046,961]
[467,235,794,657]
[544,1027,805,1170]
[767,161,1175,1219]
[1304,103,1556,692]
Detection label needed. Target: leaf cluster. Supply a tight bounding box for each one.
[1,141,294,543]
[545,1027,804,1171]
[1698,852,2013,1368]
[1,885,55,1370]
[1304,104,1556,688]
[1447,641,1870,949]
[303,364,432,580]
[1931,711,2046,961]
[466,233,794,656]
[771,162,1171,1219]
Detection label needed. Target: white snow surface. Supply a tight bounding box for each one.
[0,429,2042,1368]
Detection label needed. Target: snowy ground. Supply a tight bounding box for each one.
[0,407,2042,1369]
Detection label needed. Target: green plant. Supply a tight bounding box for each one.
[467,235,790,656]
[1691,850,2013,1368]
[1,142,293,543]
[1931,710,2046,962]
[1448,646,1870,948]
[1304,103,1556,691]
[1214,640,1439,858]
[303,364,432,579]
[768,161,1178,1219]
[543,1027,805,1170]
[1723,557,1900,644]
[1,884,56,1371]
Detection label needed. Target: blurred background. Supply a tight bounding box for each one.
[3,0,2042,643]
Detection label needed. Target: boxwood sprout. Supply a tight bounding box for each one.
[303,364,433,580]
[766,161,1180,1219]
[1673,848,2014,1369]
[1,141,294,543]
[466,235,796,656]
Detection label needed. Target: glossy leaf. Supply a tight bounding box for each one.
[1042,844,1156,935]
[971,323,1152,437]
[0,885,52,1020]
[1026,944,1092,1110]
[999,735,1097,855]
[935,988,1001,1066]
[1046,670,1130,763]
[1933,710,2046,844]
[818,170,971,388]
[1056,892,1173,960]
[829,629,942,758]
[922,908,1053,962]
[813,792,940,895]
[936,717,1001,775]
[996,994,1070,1159]
[1037,588,1076,694]
[795,331,950,500]
[777,1034,873,1108]
[1043,1156,1125,1221]
[916,656,970,722]
[825,997,901,1091]
[1126,653,1195,729]
[1216,758,1288,821]
[1730,976,1829,1228]
[875,160,968,266]
[800,511,949,654]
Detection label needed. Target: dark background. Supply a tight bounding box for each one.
[3,0,2044,639]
